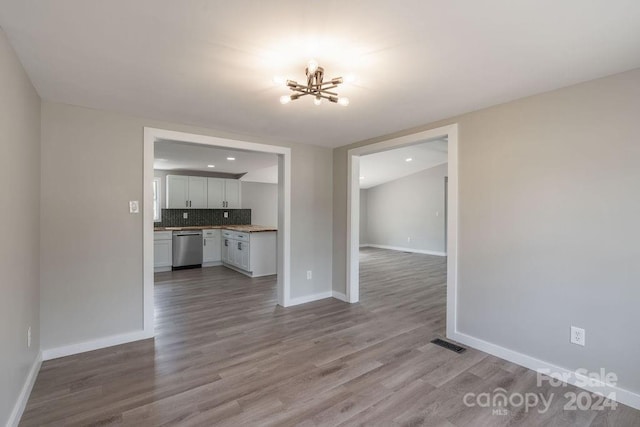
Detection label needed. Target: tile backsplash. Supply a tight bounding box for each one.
[155,209,251,227]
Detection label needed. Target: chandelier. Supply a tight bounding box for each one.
[278,60,350,106]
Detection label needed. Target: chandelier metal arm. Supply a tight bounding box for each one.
[279,62,348,105]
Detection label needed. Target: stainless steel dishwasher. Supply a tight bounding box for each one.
[172,230,203,268]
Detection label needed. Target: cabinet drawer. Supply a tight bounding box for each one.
[234,232,249,242]
[222,230,234,239]
[154,231,172,241]
[203,229,220,238]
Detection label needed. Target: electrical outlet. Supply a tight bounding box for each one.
[224,211,229,218]
[570,326,585,346]
[27,326,31,348]
[306,270,312,280]
[183,212,188,219]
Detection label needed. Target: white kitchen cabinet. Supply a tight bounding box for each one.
[166,175,189,208]
[207,178,225,208]
[222,230,276,277]
[203,229,221,265]
[154,231,173,272]
[225,179,241,208]
[166,175,208,208]
[221,235,231,264]
[188,176,207,208]
[207,178,241,209]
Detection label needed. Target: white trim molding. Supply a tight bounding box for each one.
[346,124,459,336]
[364,244,446,257]
[143,128,293,319]
[451,331,640,410]
[41,330,153,361]
[7,352,42,427]
[331,291,348,302]
[287,291,332,307]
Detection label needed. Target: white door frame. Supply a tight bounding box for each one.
[143,127,292,335]
[346,124,458,338]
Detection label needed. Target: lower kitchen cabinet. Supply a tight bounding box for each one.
[154,231,172,272]
[222,230,276,277]
[203,229,222,266]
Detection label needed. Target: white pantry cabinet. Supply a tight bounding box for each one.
[154,231,172,272]
[207,178,241,209]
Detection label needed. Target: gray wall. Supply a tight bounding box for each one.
[359,189,368,245]
[40,102,333,350]
[333,68,640,394]
[241,181,278,227]
[364,163,447,253]
[0,29,41,425]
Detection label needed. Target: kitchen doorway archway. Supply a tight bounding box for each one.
[143,128,292,337]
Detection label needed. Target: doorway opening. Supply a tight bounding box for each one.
[143,128,292,337]
[346,124,458,338]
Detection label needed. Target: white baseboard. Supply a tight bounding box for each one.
[365,244,446,257]
[332,291,348,302]
[7,351,42,427]
[359,243,370,248]
[286,291,333,307]
[42,329,154,361]
[450,331,640,410]
[202,261,222,268]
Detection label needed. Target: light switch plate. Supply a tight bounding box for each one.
[183,212,188,219]
[224,212,229,218]
[129,201,139,214]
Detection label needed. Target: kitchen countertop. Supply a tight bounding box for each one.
[154,225,277,233]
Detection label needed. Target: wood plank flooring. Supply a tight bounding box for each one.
[20,248,640,426]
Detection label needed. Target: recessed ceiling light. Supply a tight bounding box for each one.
[405,158,413,162]
[207,164,215,168]
[227,157,235,161]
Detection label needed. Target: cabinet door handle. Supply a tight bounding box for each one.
[203,239,206,246]
[224,239,228,247]
[185,200,188,207]
[238,242,242,250]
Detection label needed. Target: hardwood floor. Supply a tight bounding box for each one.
[21,248,639,426]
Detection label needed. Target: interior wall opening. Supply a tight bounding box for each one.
[143,128,293,338]
[346,124,458,339]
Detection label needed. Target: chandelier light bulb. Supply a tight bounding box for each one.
[338,97,350,106]
[314,97,322,106]
[279,95,291,104]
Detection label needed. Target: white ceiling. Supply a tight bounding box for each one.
[154,140,278,183]
[1,1,639,148]
[359,139,447,189]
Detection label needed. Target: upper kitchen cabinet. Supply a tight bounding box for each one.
[224,179,241,208]
[207,178,241,209]
[166,175,207,208]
